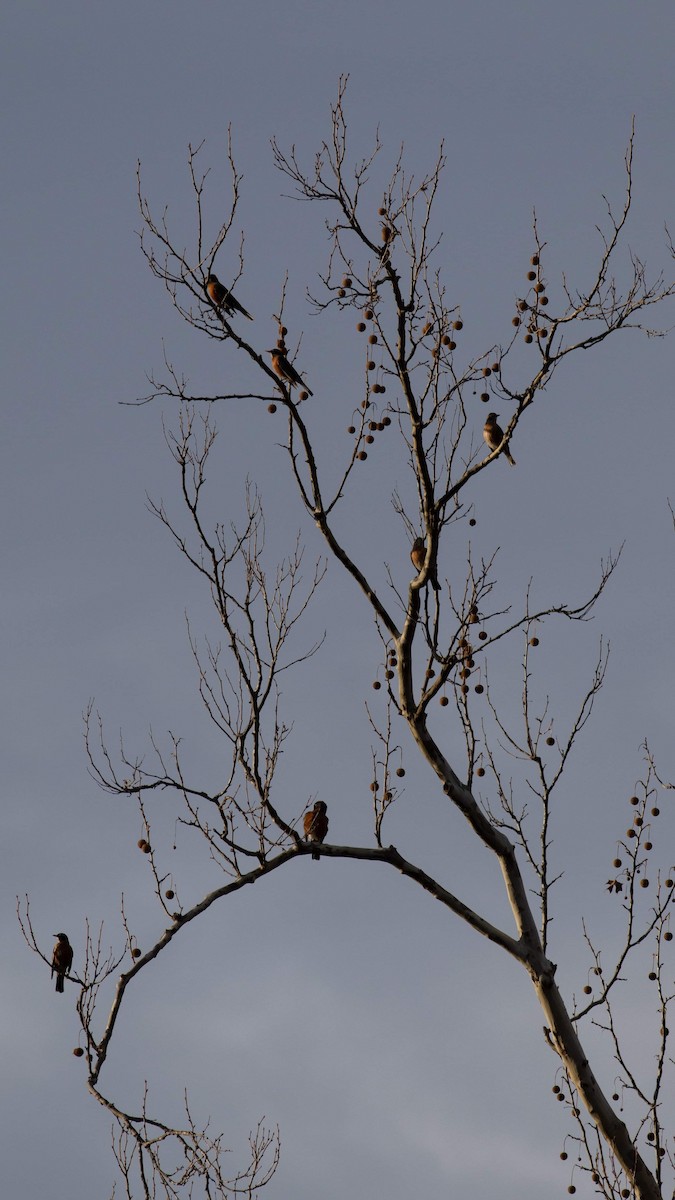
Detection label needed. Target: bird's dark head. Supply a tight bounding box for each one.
[486,412,499,422]
[315,801,327,814]
[267,348,281,356]
[206,274,218,285]
[53,932,69,942]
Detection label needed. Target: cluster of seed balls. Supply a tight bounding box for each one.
[605,791,672,907]
[553,1119,666,1192]
[370,614,540,706]
[512,253,550,343]
[369,650,407,794]
[345,298,391,460]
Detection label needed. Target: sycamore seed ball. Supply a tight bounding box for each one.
[132,948,142,959]
[73,1047,85,1057]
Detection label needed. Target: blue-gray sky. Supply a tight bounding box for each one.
[3,3,675,1198]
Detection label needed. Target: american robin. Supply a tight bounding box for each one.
[410,536,440,591]
[268,349,314,397]
[205,274,253,320]
[303,801,328,860]
[51,933,73,994]
[483,413,516,466]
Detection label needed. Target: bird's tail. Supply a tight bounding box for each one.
[55,974,64,993]
[506,450,516,466]
[312,848,320,861]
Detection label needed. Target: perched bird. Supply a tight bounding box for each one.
[205,274,253,321]
[51,933,73,994]
[410,536,440,591]
[303,801,329,860]
[268,349,314,397]
[483,412,516,466]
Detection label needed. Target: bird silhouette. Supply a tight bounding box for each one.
[303,801,329,860]
[268,348,313,396]
[51,932,73,994]
[410,536,440,591]
[483,412,516,466]
[205,274,253,320]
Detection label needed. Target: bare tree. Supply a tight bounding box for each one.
[20,80,675,1200]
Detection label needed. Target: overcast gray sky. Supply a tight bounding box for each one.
[3,2,675,1198]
